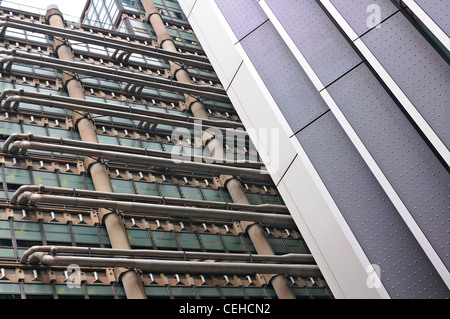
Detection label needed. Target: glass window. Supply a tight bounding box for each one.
[261,194,282,205]
[86,285,115,299]
[22,124,47,136]
[151,230,177,249]
[4,168,31,185]
[99,227,111,247]
[144,286,170,298]
[0,121,21,135]
[97,134,119,145]
[127,229,152,248]
[245,287,268,298]
[242,236,257,254]
[111,179,135,194]
[134,182,159,196]
[24,284,53,297]
[0,221,11,247]
[285,239,307,254]
[202,189,225,202]
[171,286,195,298]
[221,287,245,298]
[267,238,288,255]
[222,235,247,253]
[199,233,225,251]
[196,287,221,298]
[43,224,71,244]
[72,225,100,246]
[309,287,331,298]
[55,285,85,299]
[176,232,201,250]
[0,248,15,258]
[142,141,163,151]
[292,287,310,298]
[59,174,85,189]
[48,128,73,139]
[33,171,59,187]
[246,193,263,205]
[14,221,42,247]
[179,186,203,200]
[158,184,181,198]
[0,283,21,299]
[119,138,141,148]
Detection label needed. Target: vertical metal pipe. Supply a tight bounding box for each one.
[221,175,296,299]
[45,6,147,299]
[141,0,295,299]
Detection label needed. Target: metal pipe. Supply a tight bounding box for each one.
[0,89,243,130]
[10,185,289,213]
[2,133,261,169]
[0,17,213,69]
[16,192,295,228]
[26,252,321,277]
[7,141,271,181]
[0,49,226,97]
[45,6,147,299]
[20,246,315,265]
[2,95,245,135]
[222,175,297,299]
[0,55,230,103]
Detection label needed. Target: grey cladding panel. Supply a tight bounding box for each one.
[265,0,362,86]
[297,111,450,298]
[215,0,268,41]
[414,0,450,36]
[330,0,399,35]
[327,63,450,270]
[361,11,450,150]
[240,21,329,134]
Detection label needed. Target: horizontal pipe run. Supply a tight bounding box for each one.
[17,192,295,227]
[2,95,247,138]
[2,134,262,169]
[0,17,213,69]
[10,185,288,213]
[8,141,271,181]
[0,49,226,96]
[0,89,242,130]
[27,253,320,277]
[0,55,230,103]
[20,246,314,265]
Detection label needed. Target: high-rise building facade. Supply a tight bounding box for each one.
[178,0,450,299]
[0,0,332,300]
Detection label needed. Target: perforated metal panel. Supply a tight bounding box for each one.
[414,0,450,36]
[327,63,450,271]
[239,21,329,134]
[361,11,450,150]
[330,0,399,35]
[215,0,268,41]
[297,111,450,299]
[265,0,362,87]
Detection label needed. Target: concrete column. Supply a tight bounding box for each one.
[46,6,147,300]
[220,175,296,299]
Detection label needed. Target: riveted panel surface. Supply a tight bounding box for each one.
[215,0,268,41]
[240,21,329,134]
[414,0,450,36]
[327,63,450,271]
[265,0,362,87]
[361,11,450,150]
[330,0,399,35]
[297,111,450,299]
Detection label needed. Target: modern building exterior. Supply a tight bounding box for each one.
[0,0,333,299]
[178,0,450,299]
